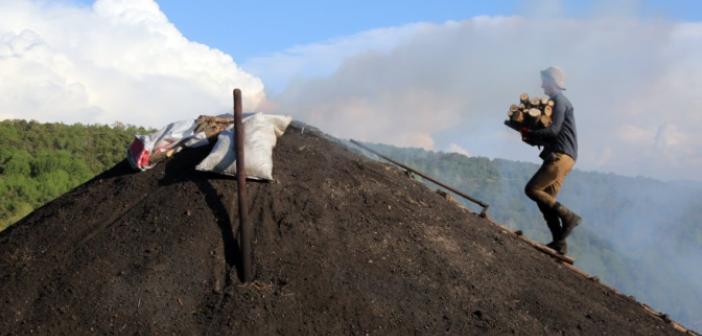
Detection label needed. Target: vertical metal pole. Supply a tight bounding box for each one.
[233,89,252,282]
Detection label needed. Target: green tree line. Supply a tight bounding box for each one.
[0,120,150,231]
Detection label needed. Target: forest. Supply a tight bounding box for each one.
[0,120,150,231]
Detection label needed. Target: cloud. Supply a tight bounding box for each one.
[263,15,702,181]
[0,0,265,127]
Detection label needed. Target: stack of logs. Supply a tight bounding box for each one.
[504,93,554,131]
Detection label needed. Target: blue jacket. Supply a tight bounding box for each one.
[529,92,578,161]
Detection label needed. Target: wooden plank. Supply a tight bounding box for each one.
[490,222,575,264]
[522,237,575,265]
[562,262,594,279]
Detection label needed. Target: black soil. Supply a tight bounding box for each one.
[0,123,684,335]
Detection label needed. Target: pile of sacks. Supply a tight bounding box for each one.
[127,113,292,180]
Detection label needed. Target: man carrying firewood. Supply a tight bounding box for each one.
[521,66,581,255]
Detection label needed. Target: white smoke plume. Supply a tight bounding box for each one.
[264,16,702,181]
[447,143,471,157]
[243,23,434,94]
[0,0,265,127]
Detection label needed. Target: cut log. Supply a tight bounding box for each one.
[508,104,519,118]
[543,105,553,117]
[523,108,542,128]
[520,93,529,104]
[529,98,541,107]
[528,108,541,118]
[512,110,525,123]
[540,97,550,106]
[540,114,552,128]
[547,100,555,107]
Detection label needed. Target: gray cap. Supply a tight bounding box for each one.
[541,66,566,90]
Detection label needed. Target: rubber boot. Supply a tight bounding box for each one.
[554,202,581,241]
[545,219,564,254]
[547,240,568,255]
[538,202,562,242]
[546,219,561,243]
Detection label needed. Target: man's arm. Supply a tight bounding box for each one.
[528,98,566,141]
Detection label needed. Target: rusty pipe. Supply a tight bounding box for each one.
[350,139,489,217]
[233,89,253,282]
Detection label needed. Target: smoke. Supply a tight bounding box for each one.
[243,23,432,94]
[447,143,471,157]
[0,0,265,127]
[557,168,702,328]
[262,15,702,182]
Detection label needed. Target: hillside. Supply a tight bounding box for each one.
[0,123,688,335]
[360,142,702,331]
[0,120,151,230]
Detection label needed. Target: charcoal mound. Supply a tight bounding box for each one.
[0,123,684,335]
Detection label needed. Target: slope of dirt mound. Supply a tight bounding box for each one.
[0,123,685,335]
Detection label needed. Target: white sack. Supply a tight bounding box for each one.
[196,113,293,180]
[127,119,209,171]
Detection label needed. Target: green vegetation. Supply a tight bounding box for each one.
[362,142,702,330]
[0,120,150,231]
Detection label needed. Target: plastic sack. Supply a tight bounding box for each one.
[127,119,210,171]
[195,113,292,180]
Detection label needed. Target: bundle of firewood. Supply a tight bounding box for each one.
[194,115,235,138]
[504,93,554,131]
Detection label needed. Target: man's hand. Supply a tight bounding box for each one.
[520,126,530,137]
[521,127,538,146]
[522,136,537,146]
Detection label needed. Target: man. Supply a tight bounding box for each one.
[522,66,581,255]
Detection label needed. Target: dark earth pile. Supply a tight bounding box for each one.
[0,123,685,335]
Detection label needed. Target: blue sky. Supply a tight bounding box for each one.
[154,0,519,60]
[68,0,702,63]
